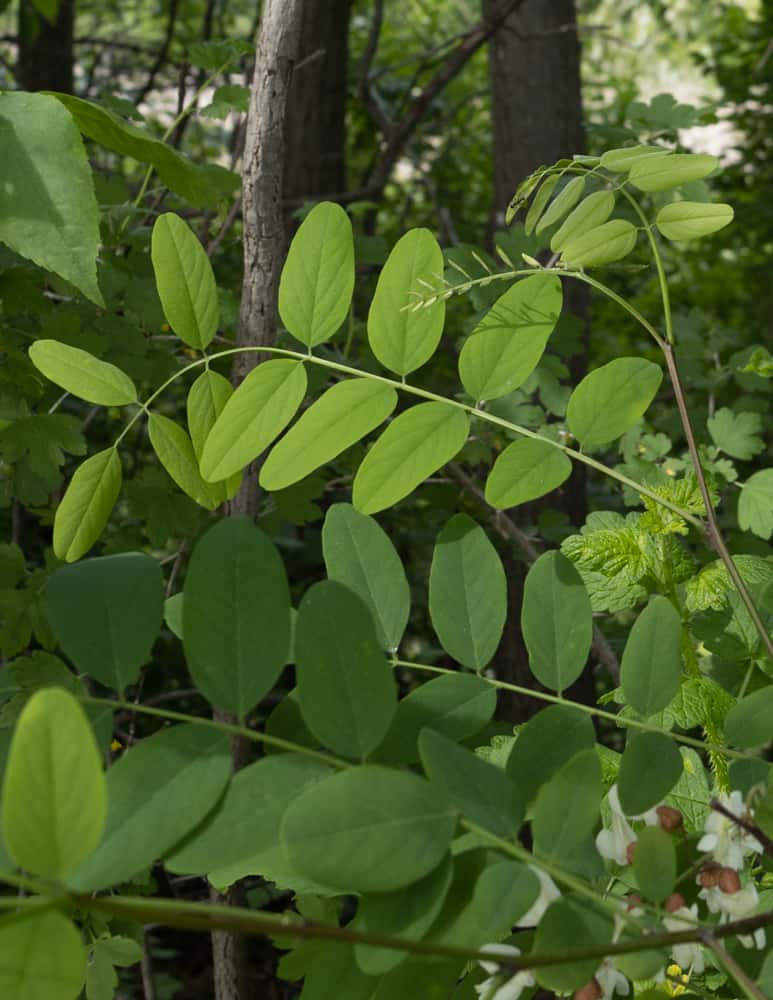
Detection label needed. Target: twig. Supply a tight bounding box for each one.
[140,929,157,1000]
[700,930,768,1000]
[134,0,180,106]
[207,195,243,258]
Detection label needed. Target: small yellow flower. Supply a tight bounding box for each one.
[110,738,123,751]
[160,323,170,332]
[665,963,689,996]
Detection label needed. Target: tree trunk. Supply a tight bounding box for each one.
[283,0,351,220]
[17,0,75,93]
[484,0,593,720]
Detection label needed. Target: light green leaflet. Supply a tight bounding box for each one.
[0,910,86,1000]
[29,340,137,406]
[151,213,219,350]
[524,174,559,234]
[428,513,507,671]
[536,175,585,234]
[485,438,572,508]
[620,596,682,716]
[656,201,734,241]
[199,360,307,481]
[367,228,445,376]
[53,447,122,562]
[560,219,638,268]
[148,413,222,509]
[628,153,718,192]
[278,201,355,347]
[2,688,106,879]
[260,379,397,490]
[550,190,616,253]
[0,92,103,306]
[458,273,562,401]
[353,402,469,515]
[599,145,670,173]
[186,369,241,502]
[567,357,663,450]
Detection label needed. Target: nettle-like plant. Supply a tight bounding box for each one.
[2,145,773,1000]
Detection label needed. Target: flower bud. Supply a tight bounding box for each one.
[664,893,685,913]
[718,867,741,894]
[573,978,602,1000]
[625,841,636,865]
[626,892,643,910]
[656,805,683,831]
[698,862,722,888]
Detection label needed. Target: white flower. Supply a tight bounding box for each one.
[663,904,705,974]
[475,944,535,1000]
[595,959,630,1000]
[515,865,560,928]
[595,785,657,865]
[698,881,766,950]
[697,791,763,870]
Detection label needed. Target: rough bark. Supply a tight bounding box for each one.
[484,0,593,719]
[17,0,75,93]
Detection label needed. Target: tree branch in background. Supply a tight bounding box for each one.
[134,0,181,106]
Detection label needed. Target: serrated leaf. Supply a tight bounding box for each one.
[151,213,219,350]
[536,175,586,233]
[353,402,469,515]
[148,413,222,509]
[458,273,562,401]
[279,202,354,347]
[0,92,103,305]
[738,470,773,539]
[629,153,718,192]
[550,190,616,252]
[28,340,137,406]
[367,228,445,376]
[428,514,506,671]
[485,437,572,508]
[567,357,662,449]
[53,448,122,562]
[560,219,638,268]
[599,145,671,173]
[260,379,397,490]
[200,360,307,482]
[707,407,764,461]
[620,596,683,716]
[656,201,733,241]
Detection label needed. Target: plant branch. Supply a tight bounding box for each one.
[710,797,773,859]
[701,931,768,1000]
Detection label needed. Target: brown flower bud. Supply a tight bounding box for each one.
[664,893,685,913]
[698,862,722,888]
[573,979,602,1000]
[626,892,643,910]
[718,867,741,894]
[626,841,636,865]
[656,805,683,832]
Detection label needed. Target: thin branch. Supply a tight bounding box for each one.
[701,931,768,1000]
[134,0,181,106]
[710,797,773,859]
[207,195,242,258]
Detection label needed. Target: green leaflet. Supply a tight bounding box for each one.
[560,219,638,268]
[738,469,773,539]
[151,213,219,349]
[260,379,397,491]
[599,145,670,173]
[521,551,593,693]
[633,827,676,902]
[148,413,222,509]
[458,273,562,401]
[567,357,663,450]
[419,729,524,838]
[0,91,103,305]
[199,359,307,482]
[536,175,586,233]
[53,447,122,562]
[534,897,612,992]
[50,92,240,209]
[617,731,682,815]
[186,369,241,503]
[0,910,86,1000]
[550,190,616,253]
[353,402,469,515]
[69,724,231,892]
[724,687,773,748]
[620,596,683,717]
[278,201,355,347]
[629,153,719,192]
[322,502,410,652]
[656,201,734,241]
[166,753,332,890]
[183,518,291,715]
[295,581,397,760]
[46,553,163,693]
[367,228,445,376]
[2,688,106,879]
[524,173,559,235]
[28,340,137,406]
[532,748,602,870]
[428,514,507,671]
[485,437,572,509]
[372,673,496,765]
[280,765,456,893]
